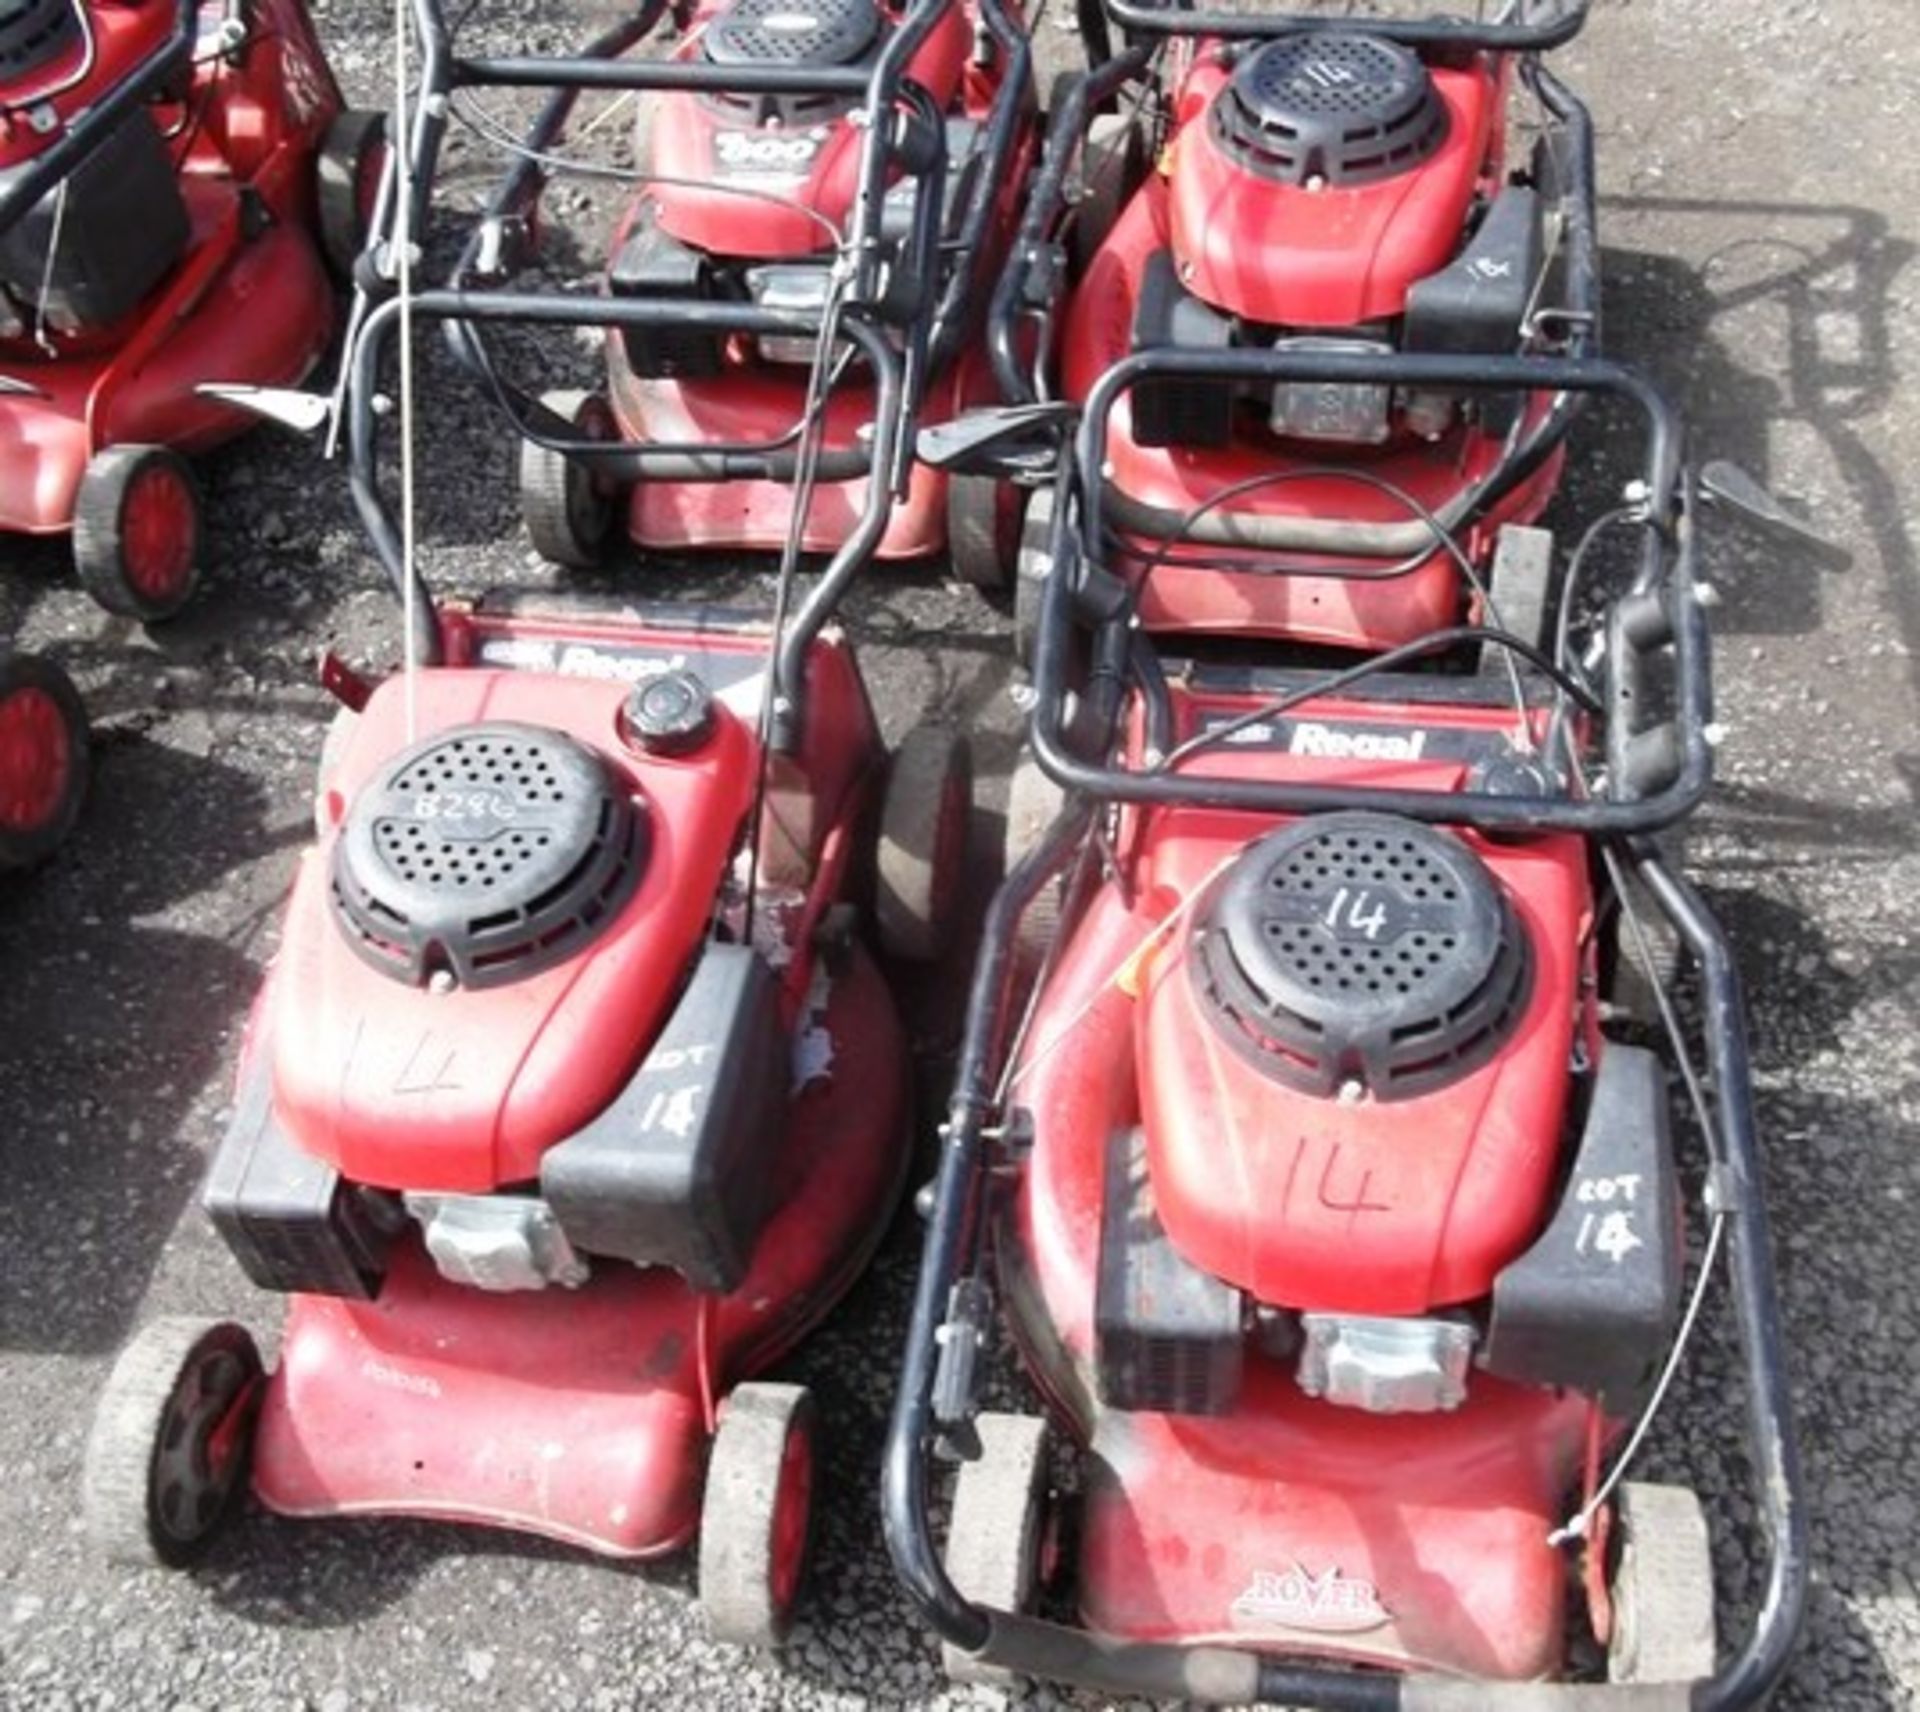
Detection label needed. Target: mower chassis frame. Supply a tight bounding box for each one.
[1097,0,1589,51]
[345,288,900,754]
[987,53,1599,561]
[384,0,1034,493]
[881,355,1809,1709]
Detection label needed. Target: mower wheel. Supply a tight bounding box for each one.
[1605,840,1687,1027]
[1607,1482,1717,1685]
[81,1317,263,1569]
[876,727,973,964]
[73,445,203,622]
[698,1382,817,1648]
[1046,74,1144,280]
[1011,484,1057,669]
[947,474,1022,592]
[0,651,89,869]
[1004,752,1068,979]
[520,389,620,570]
[941,1411,1052,1685]
[316,108,390,280]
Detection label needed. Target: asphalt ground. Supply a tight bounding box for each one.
[1,0,1917,1706]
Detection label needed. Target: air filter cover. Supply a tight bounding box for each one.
[0,0,80,78]
[1214,32,1448,188]
[330,723,646,989]
[704,0,882,67]
[1193,812,1530,1099]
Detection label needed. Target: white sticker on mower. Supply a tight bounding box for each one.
[638,1083,706,1140]
[1572,1176,1646,1263]
[714,131,825,170]
[1230,1564,1389,1636]
[1323,886,1390,942]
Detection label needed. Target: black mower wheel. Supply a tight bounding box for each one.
[0,651,88,870]
[1604,839,1687,1027]
[1045,73,1144,280]
[941,1411,1052,1685]
[875,727,973,964]
[81,1317,263,1569]
[1004,751,1069,980]
[316,108,390,281]
[1607,1482,1717,1685]
[72,445,203,622]
[947,473,1024,592]
[698,1382,817,1648]
[520,389,620,570]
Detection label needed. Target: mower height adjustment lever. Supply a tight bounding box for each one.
[1699,458,1850,562]
[930,1275,993,1459]
[917,402,1074,476]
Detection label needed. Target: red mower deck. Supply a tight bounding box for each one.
[0,0,383,618]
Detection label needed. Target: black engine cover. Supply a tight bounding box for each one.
[0,109,188,332]
[330,722,647,989]
[1480,1043,1683,1409]
[540,942,786,1294]
[1193,812,1533,1100]
[204,1050,398,1301]
[1129,250,1235,450]
[1095,1128,1244,1415]
[1213,33,1448,189]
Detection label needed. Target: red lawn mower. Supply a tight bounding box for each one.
[0,0,384,619]
[0,643,86,866]
[399,0,1042,582]
[80,270,972,1643]
[980,0,1597,655]
[886,355,1808,1706]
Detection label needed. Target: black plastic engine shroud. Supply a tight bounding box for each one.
[1192,810,1532,1100]
[330,722,646,989]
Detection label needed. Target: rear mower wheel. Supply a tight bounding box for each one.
[1604,839,1687,1027]
[698,1382,818,1648]
[1004,752,1068,980]
[1606,1482,1717,1685]
[876,727,973,964]
[1071,112,1144,279]
[316,108,390,280]
[0,651,88,869]
[1046,73,1144,280]
[947,474,1023,592]
[81,1317,263,1569]
[72,445,203,622]
[941,1411,1052,1685]
[520,389,620,570]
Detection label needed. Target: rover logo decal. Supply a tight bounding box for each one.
[1230,1564,1389,1636]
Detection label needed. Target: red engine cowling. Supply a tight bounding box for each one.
[640,0,971,258]
[264,667,756,1193]
[1163,34,1502,328]
[1133,811,1587,1316]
